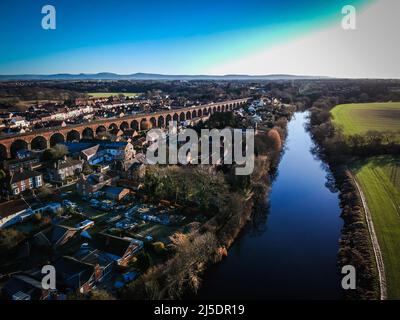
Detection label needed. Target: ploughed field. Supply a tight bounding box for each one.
[353,157,400,299]
[331,102,400,137]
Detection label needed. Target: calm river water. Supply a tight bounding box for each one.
[198,112,343,299]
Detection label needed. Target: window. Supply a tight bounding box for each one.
[21,181,26,191]
[36,176,42,187]
[13,188,19,195]
[29,178,33,188]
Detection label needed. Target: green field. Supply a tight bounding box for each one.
[88,92,140,98]
[353,156,400,299]
[331,102,400,136]
[332,102,400,298]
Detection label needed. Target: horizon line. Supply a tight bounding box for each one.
[0,72,399,80]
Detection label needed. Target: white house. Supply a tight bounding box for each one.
[0,200,62,229]
[9,116,30,128]
[0,199,31,229]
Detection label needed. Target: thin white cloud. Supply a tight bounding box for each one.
[209,0,400,78]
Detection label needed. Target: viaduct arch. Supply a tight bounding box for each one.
[0,98,248,160]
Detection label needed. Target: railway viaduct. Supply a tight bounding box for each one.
[0,98,249,159]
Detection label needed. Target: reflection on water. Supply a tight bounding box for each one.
[198,112,343,300]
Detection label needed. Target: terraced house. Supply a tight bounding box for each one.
[4,168,43,196]
[47,157,83,184]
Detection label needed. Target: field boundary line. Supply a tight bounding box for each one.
[351,172,387,300]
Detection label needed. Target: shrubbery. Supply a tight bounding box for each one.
[0,228,25,253]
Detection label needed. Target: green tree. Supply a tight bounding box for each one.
[43,144,69,161]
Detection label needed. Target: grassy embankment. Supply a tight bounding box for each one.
[352,157,400,299]
[332,102,400,299]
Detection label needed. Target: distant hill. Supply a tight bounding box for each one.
[0,72,329,81]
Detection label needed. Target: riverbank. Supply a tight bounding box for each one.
[329,167,380,299]
[120,110,292,300]
[306,104,382,299]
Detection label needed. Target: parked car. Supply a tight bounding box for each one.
[63,199,78,208]
[115,205,126,211]
[75,219,94,230]
[90,199,101,208]
[100,203,112,211]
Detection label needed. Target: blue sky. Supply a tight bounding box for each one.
[0,0,378,75]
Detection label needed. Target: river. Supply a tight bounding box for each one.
[198,112,343,299]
